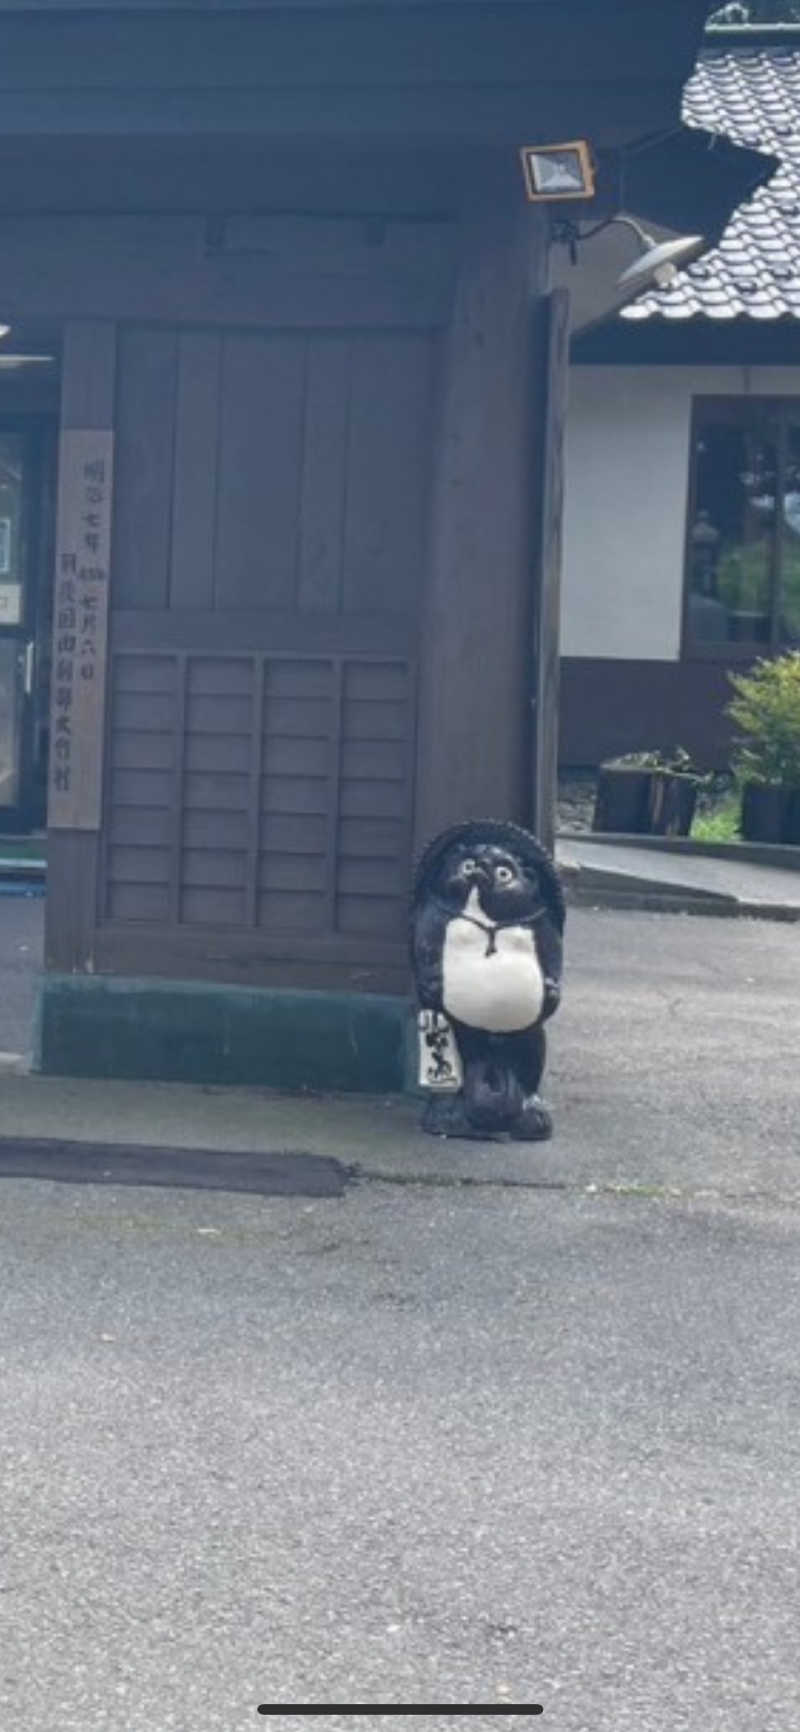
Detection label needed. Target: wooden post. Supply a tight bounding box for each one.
[45,321,116,973]
[414,195,549,852]
[531,287,570,859]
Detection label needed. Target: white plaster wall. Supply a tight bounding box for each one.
[561,364,800,660]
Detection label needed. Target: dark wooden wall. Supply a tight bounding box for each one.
[559,657,739,773]
[41,199,555,996]
[99,324,431,988]
[111,328,431,618]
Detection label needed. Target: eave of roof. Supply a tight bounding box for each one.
[623,26,800,325]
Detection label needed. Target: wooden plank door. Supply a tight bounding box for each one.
[94,323,434,993]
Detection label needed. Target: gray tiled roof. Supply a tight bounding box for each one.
[623,43,800,321]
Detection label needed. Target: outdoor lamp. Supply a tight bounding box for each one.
[552,210,706,296]
[613,216,705,292]
[520,141,595,202]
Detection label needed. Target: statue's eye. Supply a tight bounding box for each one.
[495,864,514,885]
[461,858,478,876]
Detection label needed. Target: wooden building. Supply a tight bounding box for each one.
[561,24,798,772]
[0,0,757,1086]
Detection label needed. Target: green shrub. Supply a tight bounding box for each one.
[727,653,800,787]
[690,795,742,842]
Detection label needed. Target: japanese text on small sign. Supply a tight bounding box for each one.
[49,433,113,826]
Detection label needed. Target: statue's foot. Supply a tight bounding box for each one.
[421,1093,504,1141]
[508,1095,553,1142]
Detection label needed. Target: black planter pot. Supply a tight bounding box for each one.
[593,768,652,834]
[645,772,698,838]
[785,790,800,845]
[740,782,792,844]
[593,768,698,838]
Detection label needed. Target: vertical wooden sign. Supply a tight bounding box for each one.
[48,429,113,830]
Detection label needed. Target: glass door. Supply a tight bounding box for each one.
[0,430,37,829]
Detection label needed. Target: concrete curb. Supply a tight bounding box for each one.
[558,829,800,871]
[560,861,800,923]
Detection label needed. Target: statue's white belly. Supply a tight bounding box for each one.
[442,917,544,1032]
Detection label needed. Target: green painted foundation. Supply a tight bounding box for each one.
[36,975,415,1094]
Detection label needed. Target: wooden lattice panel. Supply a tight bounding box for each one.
[104,651,414,938]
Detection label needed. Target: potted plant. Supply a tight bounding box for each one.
[727,653,800,843]
[593,748,705,837]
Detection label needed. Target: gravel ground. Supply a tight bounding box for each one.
[557,774,597,835]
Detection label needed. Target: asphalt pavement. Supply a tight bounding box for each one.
[0,887,42,1059]
[0,907,799,1732]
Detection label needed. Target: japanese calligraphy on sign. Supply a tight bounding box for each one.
[48,430,113,829]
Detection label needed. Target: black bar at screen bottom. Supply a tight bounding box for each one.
[256,1709,544,1718]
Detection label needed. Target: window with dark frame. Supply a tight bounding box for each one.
[685,397,800,658]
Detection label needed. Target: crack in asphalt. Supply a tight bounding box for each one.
[351,1168,800,1206]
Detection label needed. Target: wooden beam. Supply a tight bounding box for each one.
[0,81,681,144]
[0,9,704,89]
[0,214,455,331]
[414,195,548,850]
[531,288,570,859]
[111,609,415,657]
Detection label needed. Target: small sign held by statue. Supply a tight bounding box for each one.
[411,820,565,1141]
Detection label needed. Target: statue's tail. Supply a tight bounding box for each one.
[462,1054,523,1133]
